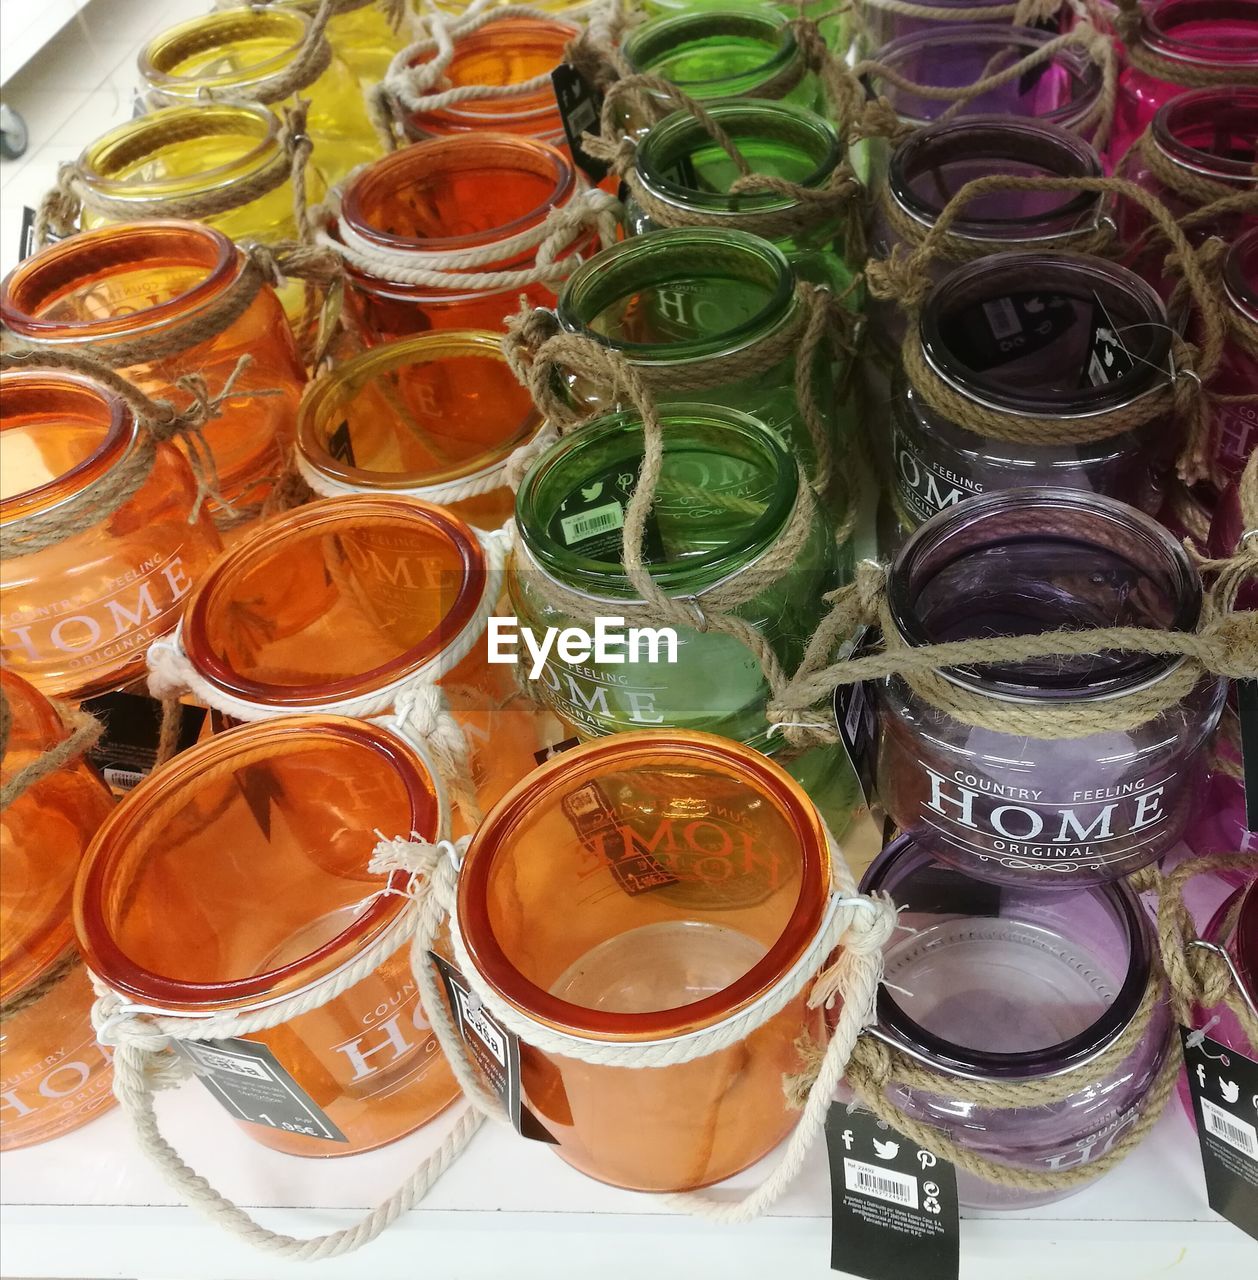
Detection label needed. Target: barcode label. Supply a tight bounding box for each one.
[982,297,1022,342]
[1202,1097,1258,1160]
[560,502,624,546]
[844,1158,919,1209]
[104,767,147,791]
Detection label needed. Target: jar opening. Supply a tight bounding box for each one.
[919,251,1172,416]
[861,834,1152,1078]
[889,116,1103,237]
[182,496,487,707]
[458,731,830,1041]
[140,9,308,94]
[515,406,797,598]
[296,331,541,488]
[886,488,1202,699]
[1225,225,1258,325]
[73,717,439,1011]
[0,221,240,342]
[340,136,575,254]
[0,373,134,520]
[1154,88,1258,186]
[557,228,795,362]
[625,10,796,92]
[636,101,842,215]
[1143,0,1258,66]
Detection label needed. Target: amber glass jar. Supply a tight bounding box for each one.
[401,15,576,146]
[0,372,222,701]
[296,331,543,531]
[455,731,832,1191]
[335,136,596,344]
[1,222,306,538]
[75,103,321,326]
[74,714,461,1156]
[169,496,549,814]
[1,671,116,1151]
[139,6,381,184]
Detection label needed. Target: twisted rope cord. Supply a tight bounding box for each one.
[1115,0,1258,89]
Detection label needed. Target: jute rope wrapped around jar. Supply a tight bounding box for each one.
[847,0,1067,35]
[1114,0,1258,89]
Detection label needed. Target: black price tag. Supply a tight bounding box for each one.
[551,63,609,184]
[327,418,356,466]
[429,952,557,1143]
[534,736,581,765]
[84,689,206,792]
[833,626,880,811]
[178,1038,348,1144]
[826,1105,960,1280]
[948,292,1076,372]
[547,460,668,565]
[1238,680,1258,833]
[1181,1027,1258,1240]
[1081,294,1136,390]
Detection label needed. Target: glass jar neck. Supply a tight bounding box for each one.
[1152,88,1258,190]
[888,116,1104,242]
[0,221,243,344]
[635,100,843,220]
[1225,227,1258,327]
[885,487,1202,700]
[1141,0,1258,69]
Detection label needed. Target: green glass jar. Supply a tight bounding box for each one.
[638,0,850,53]
[548,228,849,504]
[622,100,862,295]
[509,404,859,833]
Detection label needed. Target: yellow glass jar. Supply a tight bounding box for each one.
[139,6,381,184]
[296,330,543,531]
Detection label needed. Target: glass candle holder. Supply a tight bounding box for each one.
[0,671,116,1151]
[296,330,542,531]
[400,14,576,147]
[868,24,1104,140]
[888,251,1180,533]
[551,229,848,501]
[1206,472,1258,613]
[336,136,595,345]
[639,1,849,51]
[0,222,307,539]
[244,0,405,88]
[1205,226,1258,497]
[623,100,862,295]
[139,6,381,184]
[0,371,222,701]
[74,714,461,1156]
[1110,0,1258,166]
[454,730,832,1191]
[860,833,1172,1208]
[1187,878,1258,1056]
[852,0,1068,51]
[875,488,1228,886]
[172,495,548,815]
[74,103,321,328]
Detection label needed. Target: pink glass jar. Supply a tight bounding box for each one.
[1110,0,1258,165]
[1205,228,1258,498]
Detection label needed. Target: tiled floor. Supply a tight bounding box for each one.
[0,0,207,275]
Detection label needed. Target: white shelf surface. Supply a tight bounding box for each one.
[2,1079,1254,1279]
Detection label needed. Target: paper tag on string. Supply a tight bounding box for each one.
[552,63,609,184]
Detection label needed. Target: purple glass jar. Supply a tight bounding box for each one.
[855,0,1070,52]
[860,832,1172,1208]
[875,488,1228,886]
[1111,0,1258,166]
[1183,711,1257,862]
[868,24,1104,138]
[888,252,1178,532]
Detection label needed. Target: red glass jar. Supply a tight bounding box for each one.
[333,136,599,344]
[1,671,116,1151]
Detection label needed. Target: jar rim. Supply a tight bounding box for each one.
[885,486,1203,701]
[860,831,1154,1080]
[180,495,488,708]
[514,404,799,598]
[457,729,831,1041]
[557,227,796,363]
[1141,0,1258,68]
[624,8,799,91]
[1152,87,1258,187]
[0,371,137,524]
[0,221,242,344]
[1225,225,1258,326]
[888,115,1104,239]
[139,7,309,95]
[296,330,541,490]
[73,716,436,1012]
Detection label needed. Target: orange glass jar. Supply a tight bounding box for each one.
[333,135,600,344]
[1,222,307,538]
[454,731,833,1191]
[0,371,222,701]
[296,331,543,531]
[74,714,461,1157]
[156,496,551,816]
[400,15,577,147]
[1,671,116,1151]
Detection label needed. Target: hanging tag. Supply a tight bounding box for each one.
[1238,680,1258,833]
[826,1104,960,1280]
[833,626,880,811]
[176,1038,348,1144]
[327,418,356,467]
[551,63,609,184]
[948,292,1075,372]
[561,780,679,895]
[83,690,206,792]
[548,459,668,564]
[1081,293,1136,390]
[534,735,580,765]
[429,952,557,1143]
[1180,1027,1258,1241]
